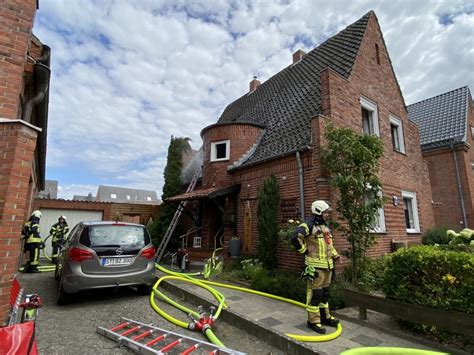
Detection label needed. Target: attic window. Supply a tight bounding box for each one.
[110,193,117,199]
[126,195,131,200]
[211,140,230,162]
[375,43,380,65]
[147,196,152,201]
[471,126,474,139]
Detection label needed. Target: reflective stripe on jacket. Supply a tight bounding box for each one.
[291,215,339,270]
[50,222,69,242]
[24,221,42,244]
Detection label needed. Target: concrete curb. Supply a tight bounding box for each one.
[160,280,323,355]
[333,311,468,355]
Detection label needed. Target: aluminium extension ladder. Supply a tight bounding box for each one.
[156,166,202,263]
[97,317,246,355]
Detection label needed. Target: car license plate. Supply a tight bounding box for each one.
[102,257,133,266]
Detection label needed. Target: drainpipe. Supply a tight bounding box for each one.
[21,45,51,123]
[296,151,305,221]
[452,143,468,228]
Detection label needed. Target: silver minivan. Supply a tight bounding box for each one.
[56,221,156,305]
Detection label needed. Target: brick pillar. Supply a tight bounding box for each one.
[0,122,38,325]
[0,0,39,325]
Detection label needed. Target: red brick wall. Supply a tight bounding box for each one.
[202,124,263,187]
[0,0,39,325]
[0,122,38,325]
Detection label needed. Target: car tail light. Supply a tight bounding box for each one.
[141,246,156,259]
[69,247,93,262]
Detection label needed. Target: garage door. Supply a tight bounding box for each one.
[39,209,103,258]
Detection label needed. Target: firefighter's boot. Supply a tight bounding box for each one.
[307,321,326,334]
[320,307,339,327]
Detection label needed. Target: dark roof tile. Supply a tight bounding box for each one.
[218,12,371,168]
[407,86,470,150]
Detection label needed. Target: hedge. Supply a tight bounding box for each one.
[383,246,474,314]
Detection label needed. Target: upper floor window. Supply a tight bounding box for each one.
[365,190,386,233]
[389,115,405,153]
[210,140,230,162]
[402,190,420,233]
[360,97,380,136]
[110,193,117,199]
[126,195,131,200]
[147,196,152,201]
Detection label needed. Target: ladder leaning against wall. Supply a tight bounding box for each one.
[155,166,202,263]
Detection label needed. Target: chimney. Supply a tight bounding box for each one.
[249,76,261,92]
[292,49,306,64]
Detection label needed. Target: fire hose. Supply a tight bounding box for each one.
[150,264,343,347]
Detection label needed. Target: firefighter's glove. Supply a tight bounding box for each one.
[301,265,317,282]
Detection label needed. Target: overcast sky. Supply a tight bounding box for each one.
[34,0,474,200]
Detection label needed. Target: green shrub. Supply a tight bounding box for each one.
[422,226,450,245]
[240,259,264,280]
[383,246,474,313]
[250,268,306,303]
[329,275,349,310]
[257,174,280,269]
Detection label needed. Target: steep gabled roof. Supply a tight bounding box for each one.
[218,12,372,169]
[408,86,471,150]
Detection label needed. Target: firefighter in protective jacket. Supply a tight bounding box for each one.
[291,200,340,334]
[22,210,43,273]
[50,215,69,263]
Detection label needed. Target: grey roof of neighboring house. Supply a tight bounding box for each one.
[408,86,471,150]
[73,194,94,201]
[96,185,159,203]
[216,12,371,169]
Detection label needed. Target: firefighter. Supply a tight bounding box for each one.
[291,200,340,334]
[22,210,43,273]
[50,215,69,264]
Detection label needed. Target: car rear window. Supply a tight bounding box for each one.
[80,225,150,248]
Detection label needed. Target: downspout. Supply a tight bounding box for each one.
[452,143,468,227]
[296,151,305,221]
[21,46,51,123]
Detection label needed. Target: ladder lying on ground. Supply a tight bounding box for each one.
[156,166,202,263]
[98,317,245,355]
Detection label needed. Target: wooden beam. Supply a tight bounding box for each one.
[343,289,474,338]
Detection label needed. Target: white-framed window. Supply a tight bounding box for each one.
[110,193,117,199]
[126,195,131,200]
[360,96,380,136]
[365,191,386,233]
[210,139,230,162]
[389,115,405,153]
[147,196,152,201]
[193,236,202,248]
[402,190,420,233]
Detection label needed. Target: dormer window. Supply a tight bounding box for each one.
[210,140,230,162]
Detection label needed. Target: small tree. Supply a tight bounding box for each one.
[257,173,280,269]
[322,124,384,283]
[149,136,191,246]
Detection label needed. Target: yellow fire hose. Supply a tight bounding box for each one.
[340,347,448,355]
[151,263,343,347]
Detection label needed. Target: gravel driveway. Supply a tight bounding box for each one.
[19,271,282,355]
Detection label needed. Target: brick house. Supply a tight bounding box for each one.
[408,86,474,229]
[0,1,51,324]
[168,11,434,269]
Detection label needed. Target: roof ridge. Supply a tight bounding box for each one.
[407,85,469,107]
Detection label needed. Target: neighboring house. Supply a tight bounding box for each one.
[408,86,474,229]
[0,1,51,324]
[168,11,434,269]
[96,185,159,203]
[37,180,59,199]
[73,193,95,201]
